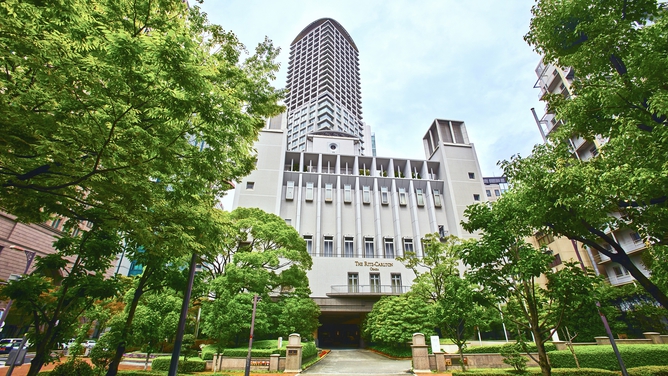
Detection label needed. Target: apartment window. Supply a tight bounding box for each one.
[344,184,352,203]
[612,264,630,278]
[305,182,314,201]
[391,274,402,293]
[246,182,255,190]
[403,238,414,255]
[486,190,492,197]
[494,189,501,196]
[364,238,375,258]
[380,186,389,205]
[384,239,395,258]
[285,219,292,226]
[398,188,407,206]
[473,194,481,201]
[286,181,295,200]
[630,232,643,244]
[433,189,442,207]
[416,189,425,206]
[344,237,354,258]
[536,232,555,247]
[549,253,563,268]
[468,172,475,179]
[71,227,81,237]
[370,273,381,293]
[323,236,334,257]
[304,235,313,255]
[325,183,333,202]
[348,273,359,293]
[50,217,62,229]
[362,186,371,204]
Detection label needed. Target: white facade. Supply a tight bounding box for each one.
[233,116,486,345]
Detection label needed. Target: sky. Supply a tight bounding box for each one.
[198,1,547,206]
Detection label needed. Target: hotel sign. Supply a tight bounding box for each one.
[354,261,394,271]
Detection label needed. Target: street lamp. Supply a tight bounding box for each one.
[0,245,37,330]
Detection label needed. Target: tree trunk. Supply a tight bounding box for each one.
[533,329,551,376]
[144,352,150,371]
[458,347,466,372]
[106,273,148,376]
[27,350,47,376]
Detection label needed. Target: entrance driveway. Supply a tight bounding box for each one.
[302,349,412,376]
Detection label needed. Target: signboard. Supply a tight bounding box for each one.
[430,335,441,354]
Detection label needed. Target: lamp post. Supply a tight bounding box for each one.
[167,251,199,376]
[244,294,260,376]
[0,245,37,330]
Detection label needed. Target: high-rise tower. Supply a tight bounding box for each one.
[285,18,368,154]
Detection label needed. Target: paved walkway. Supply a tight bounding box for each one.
[302,349,412,376]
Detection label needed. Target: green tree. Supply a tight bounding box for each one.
[363,295,434,347]
[521,0,668,307]
[462,198,602,376]
[199,207,315,348]
[0,228,122,376]
[399,234,488,370]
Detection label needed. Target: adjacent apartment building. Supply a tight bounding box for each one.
[233,18,488,347]
[532,60,649,286]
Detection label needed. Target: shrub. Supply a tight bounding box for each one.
[201,344,217,360]
[500,343,527,373]
[549,345,668,370]
[627,366,668,376]
[252,339,278,349]
[116,372,165,376]
[222,348,275,357]
[368,344,412,358]
[452,368,618,376]
[49,359,95,376]
[464,343,557,354]
[151,356,206,373]
[274,341,317,361]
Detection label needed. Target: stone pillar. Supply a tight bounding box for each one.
[644,332,662,344]
[285,333,302,372]
[594,336,610,345]
[552,341,567,351]
[412,333,431,373]
[433,352,446,372]
[269,354,280,371]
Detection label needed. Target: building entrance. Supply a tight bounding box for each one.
[317,313,364,348]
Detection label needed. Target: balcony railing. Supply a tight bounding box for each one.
[329,284,410,296]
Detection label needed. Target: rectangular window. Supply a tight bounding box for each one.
[398,188,407,206]
[348,273,359,293]
[612,264,629,278]
[323,236,334,257]
[473,194,481,201]
[494,189,501,196]
[362,186,371,204]
[486,190,492,197]
[416,189,425,206]
[344,237,354,258]
[344,184,352,203]
[50,217,62,229]
[286,181,295,200]
[590,146,599,157]
[285,219,292,226]
[370,273,381,293]
[536,232,555,247]
[433,189,442,207]
[381,186,389,205]
[384,239,395,258]
[468,172,475,179]
[325,183,333,202]
[246,182,255,190]
[630,232,642,244]
[364,238,374,258]
[403,238,414,255]
[305,182,314,201]
[304,235,313,255]
[391,274,402,293]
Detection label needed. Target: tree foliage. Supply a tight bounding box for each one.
[462,199,602,376]
[520,0,668,307]
[199,207,317,348]
[363,295,434,346]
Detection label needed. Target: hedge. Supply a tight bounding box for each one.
[463,343,557,354]
[452,368,618,376]
[151,356,206,373]
[549,345,668,370]
[627,366,668,376]
[368,344,412,358]
[116,372,165,376]
[201,344,216,360]
[205,341,316,361]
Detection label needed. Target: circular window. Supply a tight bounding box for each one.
[329,143,338,151]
